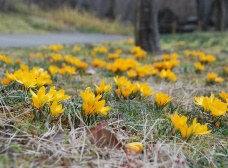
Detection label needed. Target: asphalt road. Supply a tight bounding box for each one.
[0,33,128,48]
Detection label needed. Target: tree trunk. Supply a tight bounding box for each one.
[0,0,9,12]
[216,0,225,31]
[26,0,31,11]
[106,0,115,20]
[196,0,205,31]
[204,0,215,29]
[135,0,160,53]
[121,0,133,21]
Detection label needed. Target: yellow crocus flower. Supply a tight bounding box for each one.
[125,142,144,154]
[16,71,37,88]
[1,77,11,85]
[194,96,205,106]
[80,87,110,116]
[205,55,216,63]
[179,118,211,138]
[127,69,137,78]
[50,101,65,116]
[190,118,212,136]
[30,86,49,109]
[94,80,112,95]
[53,89,71,102]
[108,53,119,59]
[6,71,17,81]
[170,113,188,130]
[82,100,96,115]
[49,65,60,75]
[155,91,172,107]
[95,100,110,115]
[207,72,217,81]
[219,92,228,102]
[80,87,100,102]
[215,77,224,83]
[120,87,133,99]
[114,76,129,88]
[92,59,107,68]
[194,62,204,71]
[194,94,214,111]
[64,65,76,75]
[167,71,177,81]
[138,83,154,97]
[179,123,193,138]
[209,99,228,117]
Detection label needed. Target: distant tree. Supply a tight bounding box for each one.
[215,0,225,31]
[121,0,134,22]
[0,0,20,12]
[196,0,205,30]
[105,0,115,20]
[95,0,116,19]
[0,0,9,12]
[135,0,160,53]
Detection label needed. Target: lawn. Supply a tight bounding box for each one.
[0,6,133,35]
[0,13,75,34]
[0,32,227,167]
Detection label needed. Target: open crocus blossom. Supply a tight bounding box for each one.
[194,94,214,111]
[92,59,107,68]
[194,62,204,71]
[219,92,228,102]
[138,82,154,97]
[155,91,172,107]
[170,113,188,130]
[170,114,212,139]
[207,72,224,83]
[179,118,212,139]
[117,82,138,99]
[30,86,51,109]
[80,87,110,116]
[4,67,52,88]
[54,89,71,102]
[209,99,228,117]
[50,101,65,116]
[194,94,227,117]
[127,69,137,78]
[16,71,37,88]
[114,76,129,88]
[122,82,137,98]
[159,69,177,81]
[47,86,71,102]
[80,87,101,102]
[207,72,217,81]
[94,99,110,115]
[94,80,112,95]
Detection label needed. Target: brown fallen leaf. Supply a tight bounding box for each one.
[87,122,124,150]
[87,121,144,158]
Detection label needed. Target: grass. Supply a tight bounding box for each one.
[0,32,228,167]
[0,13,76,34]
[37,7,134,35]
[0,3,133,35]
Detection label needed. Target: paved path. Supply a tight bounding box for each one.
[0,33,129,48]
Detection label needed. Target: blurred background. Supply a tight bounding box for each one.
[0,0,227,35]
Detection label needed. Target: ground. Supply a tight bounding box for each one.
[0,32,228,168]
